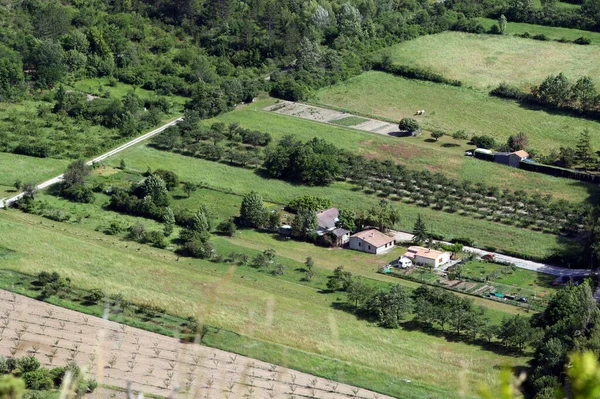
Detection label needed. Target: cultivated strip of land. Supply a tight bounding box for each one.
[0,289,395,399]
[266,101,399,135]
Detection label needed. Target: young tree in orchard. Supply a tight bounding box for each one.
[430,131,444,141]
[412,214,428,244]
[304,257,315,281]
[239,191,266,228]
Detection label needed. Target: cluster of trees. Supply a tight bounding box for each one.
[0,356,96,397]
[263,135,342,186]
[491,73,600,116]
[329,268,540,351]
[58,160,94,203]
[53,87,169,138]
[286,195,332,213]
[528,283,600,397]
[151,114,270,167]
[177,205,216,259]
[533,129,598,172]
[490,0,600,33]
[107,173,171,220]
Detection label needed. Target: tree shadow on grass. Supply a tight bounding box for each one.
[441,143,460,148]
[331,301,379,323]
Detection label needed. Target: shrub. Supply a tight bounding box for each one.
[287,195,332,213]
[533,34,549,41]
[471,135,496,149]
[452,130,469,140]
[490,82,525,100]
[574,36,591,45]
[16,356,40,374]
[217,219,237,237]
[22,369,53,390]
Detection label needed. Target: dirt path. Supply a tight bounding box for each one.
[0,290,394,399]
[265,101,399,136]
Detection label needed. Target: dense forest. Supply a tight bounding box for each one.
[1,0,598,110]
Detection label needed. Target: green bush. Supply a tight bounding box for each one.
[398,118,420,133]
[22,369,52,390]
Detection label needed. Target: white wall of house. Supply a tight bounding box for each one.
[415,252,450,267]
[349,238,394,254]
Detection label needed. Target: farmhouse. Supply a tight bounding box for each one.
[316,208,350,246]
[403,246,451,267]
[349,229,395,254]
[317,208,339,233]
[494,150,529,168]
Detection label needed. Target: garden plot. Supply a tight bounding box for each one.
[0,289,393,399]
[265,101,398,135]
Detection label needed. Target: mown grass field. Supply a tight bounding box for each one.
[312,71,600,151]
[0,209,530,399]
[382,31,600,91]
[0,153,69,199]
[214,100,599,203]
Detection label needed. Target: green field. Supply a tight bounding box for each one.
[0,209,530,399]
[0,153,69,199]
[382,31,600,91]
[312,71,600,151]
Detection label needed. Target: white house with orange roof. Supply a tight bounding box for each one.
[403,246,451,267]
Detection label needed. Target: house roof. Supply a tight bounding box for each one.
[331,228,350,237]
[494,152,511,157]
[405,246,445,260]
[512,150,529,158]
[350,229,394,248]
[317,208,339,230]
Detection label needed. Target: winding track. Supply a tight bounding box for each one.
[0,117,183,208]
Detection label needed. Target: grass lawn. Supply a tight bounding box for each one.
[381,31,600,91]
[312,71,600,151]
[211,100,599,204]
[99,144,568,260]
[478,18,600,43]
[0,153,69,199]
[0,209,530,398]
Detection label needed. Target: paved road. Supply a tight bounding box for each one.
[0,117,182,208]
[391,230,591,277]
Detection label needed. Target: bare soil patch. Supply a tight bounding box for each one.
[0,290,393,399]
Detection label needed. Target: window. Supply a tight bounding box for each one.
[358,242,361,246]
[368,245,371,250]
